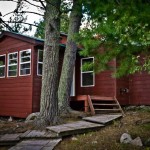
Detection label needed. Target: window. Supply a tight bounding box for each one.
[37,50,43,76]
[20,49,31,76]
[81,57,95,87]
[0,55,6,78]
[8,52,18,77]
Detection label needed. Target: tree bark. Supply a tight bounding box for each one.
[58,0,82,113]
[35,0,61,127]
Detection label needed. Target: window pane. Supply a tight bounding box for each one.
[0,67,5,77]
[21,63,30,69]
[21,50,31,57]
[38,50,43,62]
[82,58,94,72]
[0,55,5,77]
[0,55,5,66]
[20,69,30,75]
[8,53,18,77]
[20,50,31,76]
[21,57,30,63]
[8,70,17,76]
[9,65,17,71]
[38,64,43,75]
[9,59,17,64]
[9,53,17,59]
[82,73,94,86]
[82,58,93,65]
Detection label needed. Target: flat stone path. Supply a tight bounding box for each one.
[47,121,104,137]
[83,114,122,125]
[9,138,62,150]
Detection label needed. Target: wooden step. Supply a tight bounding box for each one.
[9,139,62,150]
[87,95,124,116]
[0,133,22,146]
[95,109,121,111]
[83,114,122,125]
[92,103,118,106]
[90,96,114,101]
[47,121,104,137]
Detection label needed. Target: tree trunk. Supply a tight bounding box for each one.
[35,0,61,127]
[58,0,82,113]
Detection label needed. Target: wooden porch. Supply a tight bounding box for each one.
[70,95,124,116]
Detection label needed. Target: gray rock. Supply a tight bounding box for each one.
[25,112,40,123]
[92,141,98,144]
[139,105,145,109]
[71,137,78,141]
[125,106,136,111]
[8,116,13,122]
[130,137,143,146]
[120,133,132,144]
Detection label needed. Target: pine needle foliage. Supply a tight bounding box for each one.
[78,0,150,77]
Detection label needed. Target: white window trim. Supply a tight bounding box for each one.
[81,57,95,87]
[37,49,43,76]
[0,54,6,78]
[19,49,31,76]
[70,67,75,96]
[7,52,18,77]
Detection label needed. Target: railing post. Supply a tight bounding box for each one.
[87,95,95,115]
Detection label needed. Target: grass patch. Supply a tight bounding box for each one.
[55,111,150,150]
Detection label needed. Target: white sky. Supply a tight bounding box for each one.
[0,1,43,36]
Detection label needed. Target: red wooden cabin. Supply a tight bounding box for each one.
[0,31,66,118]
[0,31,150,118]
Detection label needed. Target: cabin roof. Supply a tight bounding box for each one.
[0,30,66,47]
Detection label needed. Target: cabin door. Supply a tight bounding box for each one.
[70,68,75,96]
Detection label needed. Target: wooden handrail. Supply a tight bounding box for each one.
[114,97,125,116]
[87,95,95,115]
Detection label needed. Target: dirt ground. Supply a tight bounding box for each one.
[0,117,33,135]
[0,108,150,150]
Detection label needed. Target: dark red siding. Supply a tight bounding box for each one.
[0,78,32,118]
[116,77,129,105]
[32,47,42,112]
[129,72,150,105]
[0,36,33,118]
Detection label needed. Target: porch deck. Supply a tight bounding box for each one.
[70,95,89,112]
[70,95,124,115]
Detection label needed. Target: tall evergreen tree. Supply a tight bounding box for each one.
[34,13,69,39]
[58,0,82,113]
[36,0,61,126]
[79,0,150,77]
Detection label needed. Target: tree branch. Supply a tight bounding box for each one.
[24,0,45,10]
[0,18,15,32]
[38,0,46,9]
[4,20,40,27]
[3,10,44,17]
[115,0,121,5]
[22,11,44,16]
[0,0,17,1]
